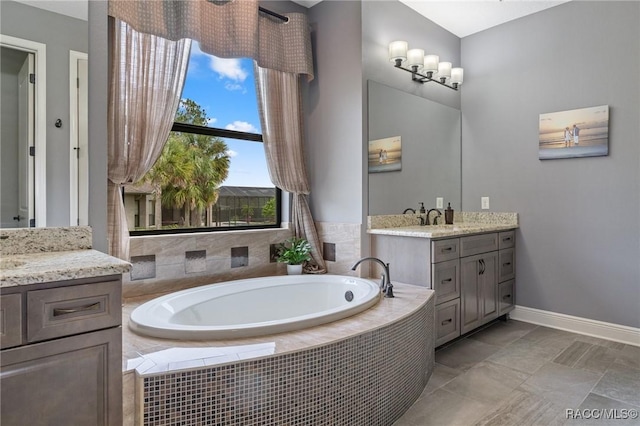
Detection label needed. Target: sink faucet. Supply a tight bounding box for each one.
[403,207,416,214]
[426,208,442,225]
[350,257,394,298]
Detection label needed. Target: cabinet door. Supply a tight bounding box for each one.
[1,327,122,426]
[460,255,482,334]
[480,252,499,324]
[461,252,499,334]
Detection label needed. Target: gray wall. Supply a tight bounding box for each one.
[88,0,108,252]
[305,0,364,224]
[0,1,88,227]
[461,1,640,328]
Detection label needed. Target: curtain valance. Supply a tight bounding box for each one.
[108,0,314,80]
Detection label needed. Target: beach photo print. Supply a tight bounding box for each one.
[539,105,609,160]
[368,136,402,173]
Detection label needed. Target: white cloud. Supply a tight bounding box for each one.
[224,82,247,93]
[210,57,248,82]
[226,149,238,158]
[225,121,258,133]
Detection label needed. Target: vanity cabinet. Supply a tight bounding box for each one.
[371,227,516,347]
[0,275,123,426]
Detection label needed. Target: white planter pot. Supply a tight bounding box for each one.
[286,264,303,275]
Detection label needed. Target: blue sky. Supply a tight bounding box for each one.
[180,42,273,188]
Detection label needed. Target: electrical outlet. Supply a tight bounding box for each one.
[436,197,443,209]
[481,197,490,210]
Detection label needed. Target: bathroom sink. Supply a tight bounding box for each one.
[0,259,26,269]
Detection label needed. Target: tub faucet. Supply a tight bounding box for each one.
[351,257,394,298]
[403,207,416,214]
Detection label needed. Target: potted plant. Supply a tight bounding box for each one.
[277,237,311,275]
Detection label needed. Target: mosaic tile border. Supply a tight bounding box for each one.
[139,297,435,425]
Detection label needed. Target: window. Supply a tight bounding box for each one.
[127,43,279,235]
[148,200,155,227]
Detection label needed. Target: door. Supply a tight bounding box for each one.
[17,53,35,228]
[70,52,89,226]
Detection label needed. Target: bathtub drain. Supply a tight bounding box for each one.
[344,291,354,302]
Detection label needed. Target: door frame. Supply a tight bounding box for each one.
[0,34,47,227]
[69,50,88,226]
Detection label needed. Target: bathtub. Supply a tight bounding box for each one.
[129,274,381,339]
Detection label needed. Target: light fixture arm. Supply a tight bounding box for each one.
[393,59,459,91]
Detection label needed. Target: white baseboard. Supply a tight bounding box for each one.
[510,305,640,347]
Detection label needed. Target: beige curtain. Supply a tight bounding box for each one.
[107,18,191,259]
[255,67,326,273]
[109,0,313,79]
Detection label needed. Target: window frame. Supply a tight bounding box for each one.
[129,122,281,236]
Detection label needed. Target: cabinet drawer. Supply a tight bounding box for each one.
[436,298,460,347]
[499,279,515,315]
[498,231,515,250]
[0,294,22,349]
[27,280,121,343]
[460,233,498,257]
[432,259,460,304]
[499,248,515,282]
[431,238,460,263]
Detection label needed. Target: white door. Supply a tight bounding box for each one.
[70,52,89,226]
[17,53,35,228]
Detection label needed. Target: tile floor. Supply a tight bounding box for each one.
[394,320,640,426]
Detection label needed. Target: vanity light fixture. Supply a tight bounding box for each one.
[389,40,463,91]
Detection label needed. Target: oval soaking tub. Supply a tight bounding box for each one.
[129,275,381,340]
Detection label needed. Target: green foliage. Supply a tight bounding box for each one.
[262,198,276,221]
[144,99,230,226]
[277,237,312,265]
[241,204,254,222]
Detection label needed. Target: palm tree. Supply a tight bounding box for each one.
[144,99,230,228]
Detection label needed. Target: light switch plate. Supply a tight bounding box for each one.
[481,197,490,210]
[436,197,444,209]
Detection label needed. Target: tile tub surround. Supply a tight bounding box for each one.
[122,283,435,425]
[123,222,362,298]
[0,226,92,256]
[367,212,518,239]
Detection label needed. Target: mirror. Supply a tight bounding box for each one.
[367,80,461,216]
[0,0,88,228]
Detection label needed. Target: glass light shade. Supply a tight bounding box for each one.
[451,68,464,84]
[437,61,452,79]
[388,41,408,62]
[407,49,425,69]
[423,55,439,73]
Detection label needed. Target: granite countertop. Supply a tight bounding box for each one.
[367,211,519,239]
[0,249,132,288]
[367,223,518,239]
